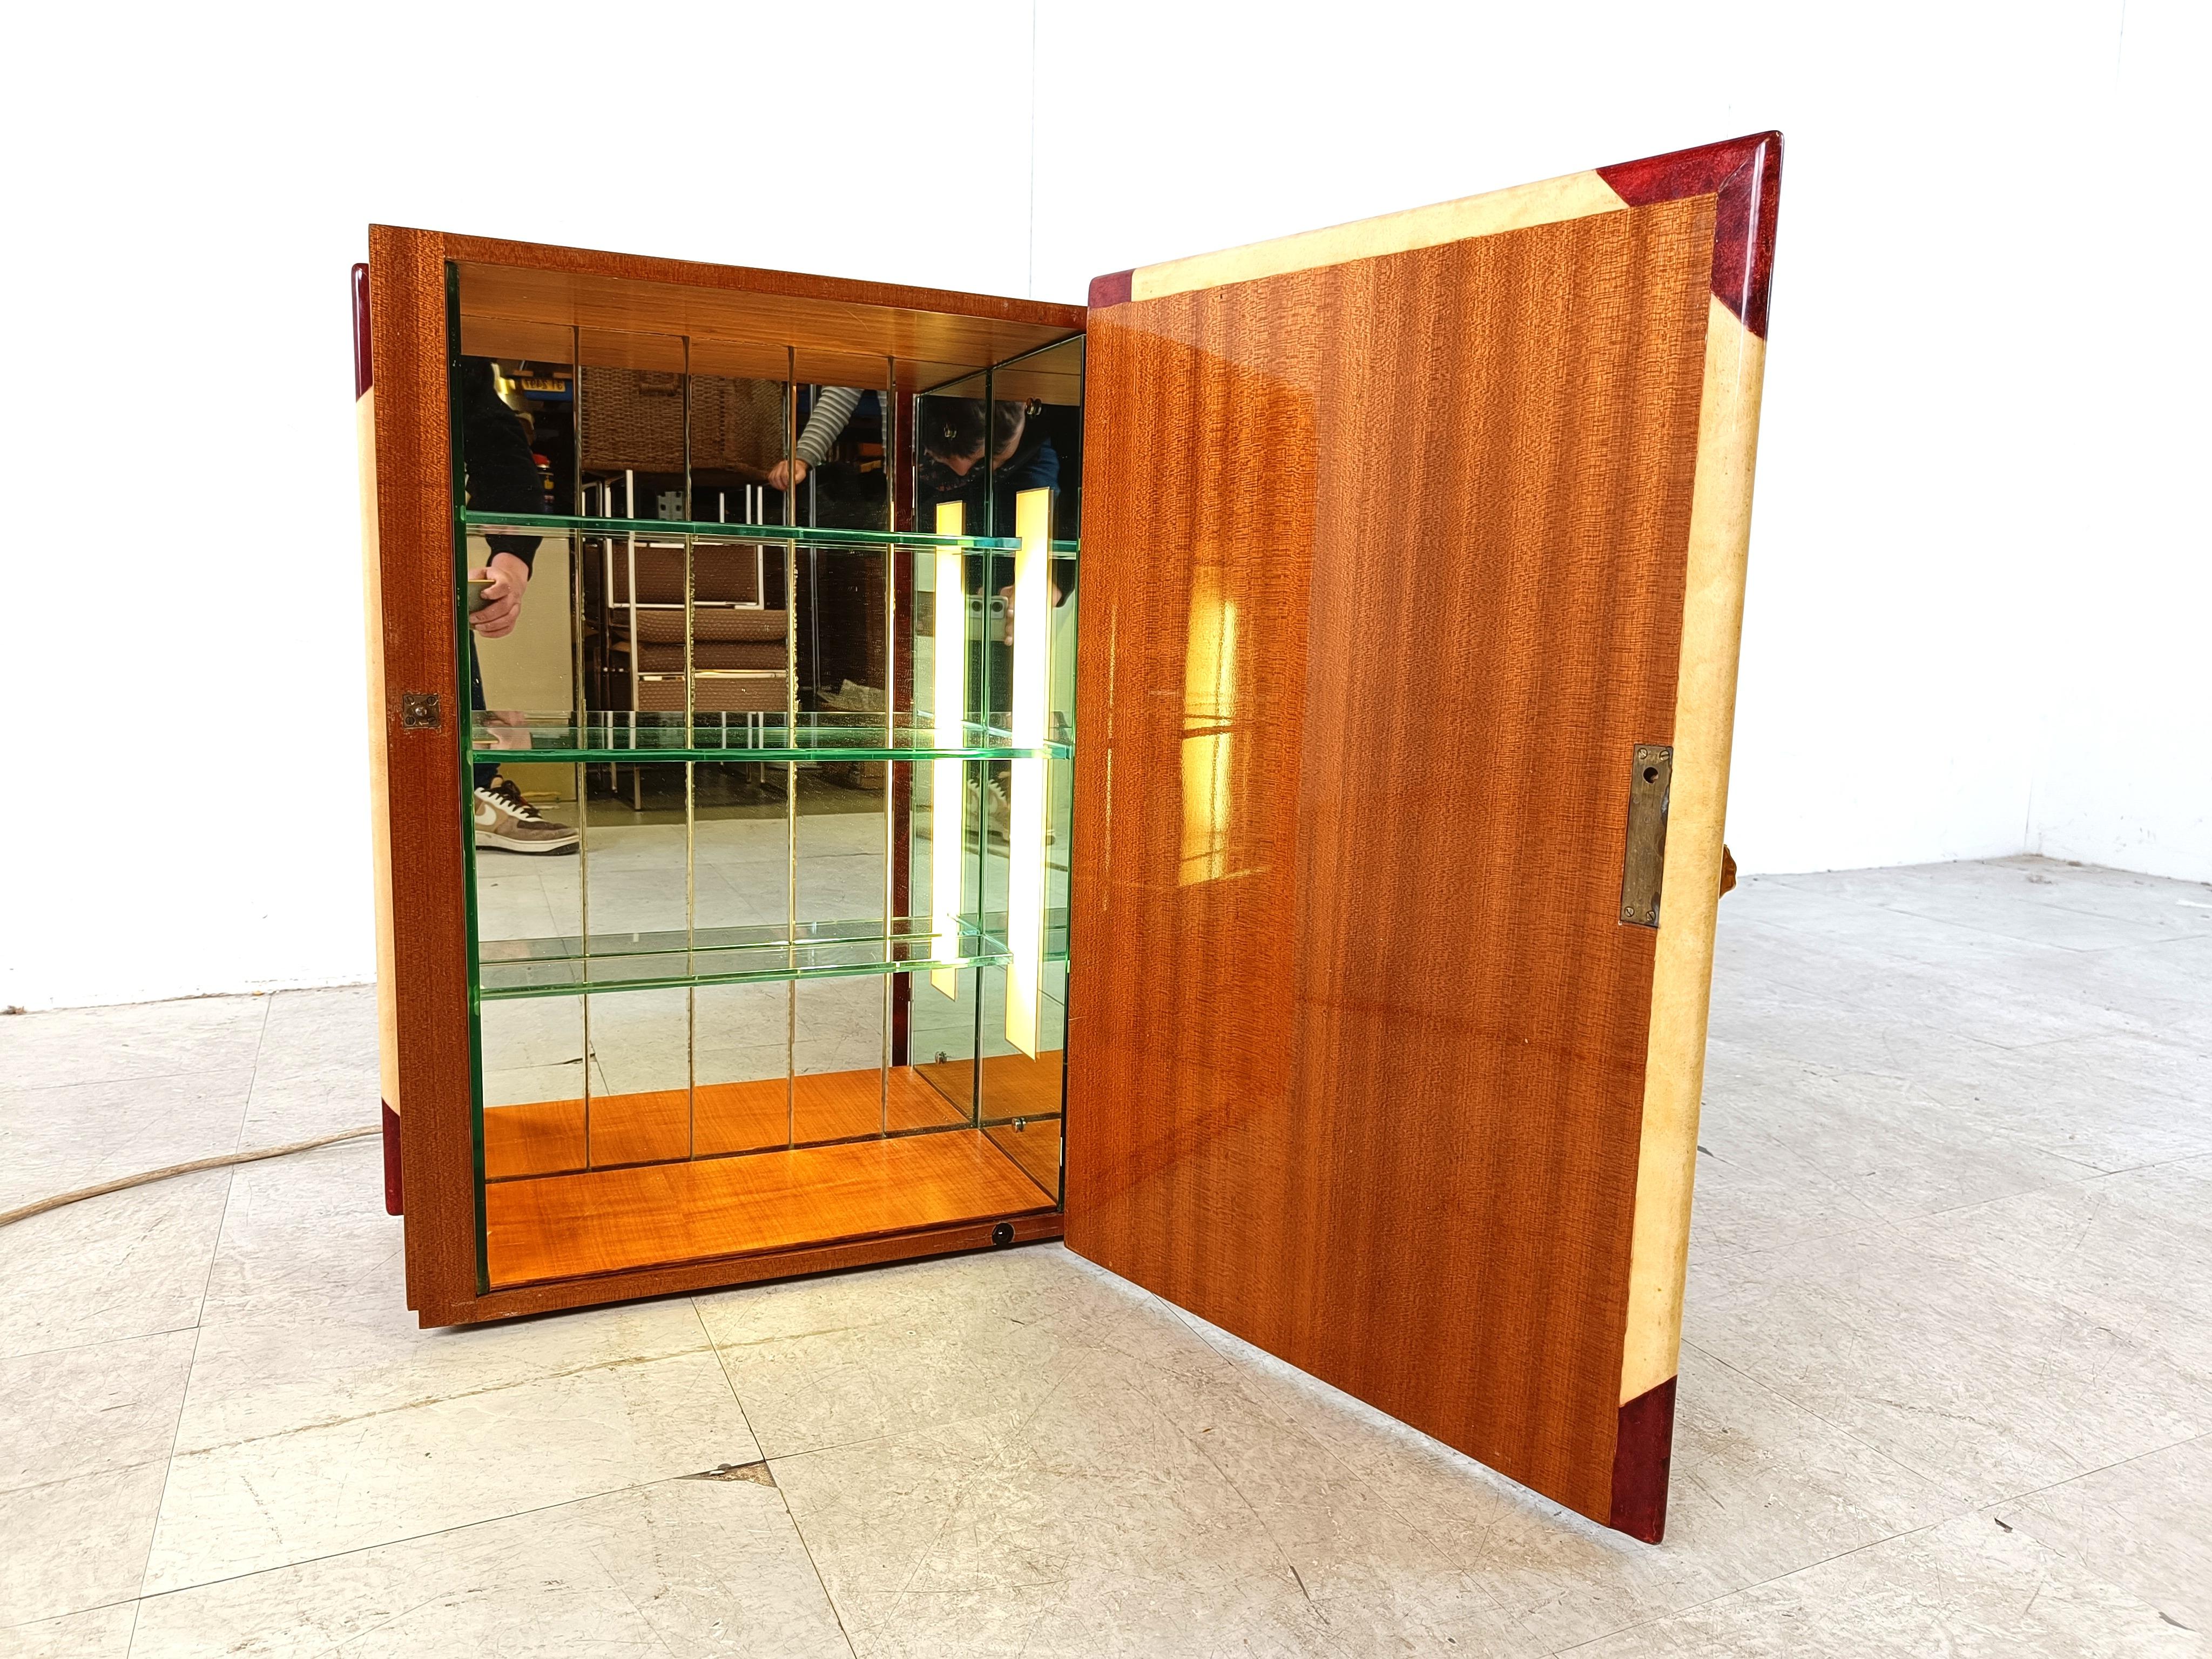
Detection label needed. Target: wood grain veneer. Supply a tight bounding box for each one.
[484,1128,1055,1287]
[451,246,1081,397]
[482,1064,971,1179]
[367,226,477,1315]
[469,1215,1065,1323]
[444,241,1080,349]
[1067,195,1718,1528]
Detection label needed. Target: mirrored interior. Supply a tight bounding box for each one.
[455,272,1081,1287]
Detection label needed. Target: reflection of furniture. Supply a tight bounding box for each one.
[585,534,790,808]
[361,131,1779,1548]
[588,538,788,715]
[577,367,783,483]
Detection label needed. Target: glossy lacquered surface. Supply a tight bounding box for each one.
[1068,195,1718,1525]
[485,1123,1058,1288]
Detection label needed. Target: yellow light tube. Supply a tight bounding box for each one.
[1004,487,1053,1058]
[1179,567,1236,886]
[929,502,966,999]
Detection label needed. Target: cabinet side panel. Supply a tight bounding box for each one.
[358,379,402,1209]
[367,228,478,1311]
[1068,198,1716,1523]
[354,267,402,1183]
[1608,301,1768,1537]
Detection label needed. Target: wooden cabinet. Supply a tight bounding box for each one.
[359,132,1779,1542]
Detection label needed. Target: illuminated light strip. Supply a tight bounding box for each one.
[929,502,967,998]
[1003,487,1053,1057]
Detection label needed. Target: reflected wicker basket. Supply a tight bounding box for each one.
[578,369,785,476]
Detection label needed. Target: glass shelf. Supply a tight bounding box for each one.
[443,319,1086,1278]
[477,912,1072,1000]
[470,711,1071,762]
[462,509,1060,554]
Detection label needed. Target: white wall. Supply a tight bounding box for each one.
[2024,0,2211,880]
[1029,0,2208,886]
[0,1,1036,1012]
[2,2,2203,1010]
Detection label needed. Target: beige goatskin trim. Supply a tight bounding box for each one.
[358,388,401,1117]
[1620,294,1766,1405]
[1129,170,1631,302]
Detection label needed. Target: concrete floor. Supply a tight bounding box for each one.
[1,856,2207,1657]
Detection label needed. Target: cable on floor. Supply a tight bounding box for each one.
[0,1126,381,1230]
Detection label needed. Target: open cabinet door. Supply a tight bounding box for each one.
[1065,133,1779,1541]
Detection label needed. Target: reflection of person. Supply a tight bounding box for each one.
[919,397,1057,536]
[460,358,580,855]
[763,386,863,493]
[921,400,1073,834]
[922,396,1071,653]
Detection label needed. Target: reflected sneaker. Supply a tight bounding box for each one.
[969,773,1011,841]
[968,774,1054,845]
[473,778,579,854]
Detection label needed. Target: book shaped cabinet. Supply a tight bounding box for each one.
[358,131,1779,1543]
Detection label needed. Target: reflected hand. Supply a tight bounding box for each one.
[765,458,810,493]
[486,709,532,750]
[471,552,530,638]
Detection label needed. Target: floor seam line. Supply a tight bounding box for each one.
[231,995,278,1156]
[1155,1295,1524,1612]
[140,1087,249,1604]
[1676,1339,1973,1507]
[1979,1427,2212,1513]
[164,1341,724,1461]
[691,1298,860,1658]
[134,1319,207,1608]
[131,1471,714,1607]
[0,1593,143,1638]
[1548,1516,1957,1654]
[0,1319,204,1366]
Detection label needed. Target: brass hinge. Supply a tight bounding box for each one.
[1619,744,1673,928]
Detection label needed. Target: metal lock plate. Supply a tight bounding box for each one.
[1619,744,1673,928]
[400,691,443,731]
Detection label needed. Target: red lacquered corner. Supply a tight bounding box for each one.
[1088,269,1134,309]
[1608,1375,1678,1542]
[1600,131,1782,338]
[352,261,374,396]
[382,1101,403,1215]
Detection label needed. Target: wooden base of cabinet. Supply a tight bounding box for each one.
[484,1117,1059,1289]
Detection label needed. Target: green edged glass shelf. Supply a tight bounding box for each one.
[470,711,1070,763]
[476,911,1071,1000]
[463,508,1074,554]
[462,510,1080,558]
